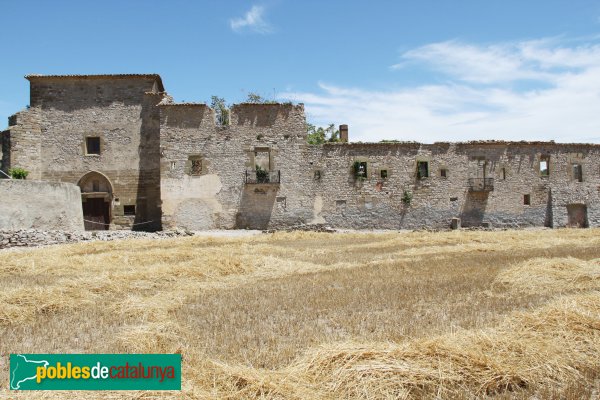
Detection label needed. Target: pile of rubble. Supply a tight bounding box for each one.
[0,229,194,250]
[263,223,337,234]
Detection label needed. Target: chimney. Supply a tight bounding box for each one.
[339,124,348,143]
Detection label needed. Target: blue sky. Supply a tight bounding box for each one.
[2,0,600,142]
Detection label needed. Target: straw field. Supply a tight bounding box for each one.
[0,228,599,399]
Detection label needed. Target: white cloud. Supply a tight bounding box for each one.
[281,38,600,143]
[230,5,272,34]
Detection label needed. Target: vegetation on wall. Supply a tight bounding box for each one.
[255,165,269,183]
[8,167,29,179]
[210,96,230,126]
[402,189,413,206]
[353,161,367,181]
[307,123,341,145]
[245,92,278,104]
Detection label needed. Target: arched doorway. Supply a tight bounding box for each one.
[77,171,113,230]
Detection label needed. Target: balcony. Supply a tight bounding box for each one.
[245,170,281,184]
[468,178,494,191]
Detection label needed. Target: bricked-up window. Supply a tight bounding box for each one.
[440,168,448,178]
[523,194,531,205]
[573,163,583,182]
[124,205,136,216]
[540,156,550,176]
[417,161,429,179]
[86,137,100,155]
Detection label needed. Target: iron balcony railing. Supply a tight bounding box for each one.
[245,170,281,184]
[468,177,494,191]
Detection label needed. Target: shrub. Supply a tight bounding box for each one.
[255,165,269,183]
[9,167,29,180]
[402,189,412,206]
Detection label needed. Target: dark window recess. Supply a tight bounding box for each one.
[189,156,202,176]
[314,170,322,180]
[86,137,100,155]
[501,168,506,180]
[417,161,429,179]
[573,164,583,182]
[450,197,458,202]
[124,205,136,216]
[540,156,550,176]
[380,169,388,179]
[354,161,368,179]
[524,194,531,205]
[440,168,448,178]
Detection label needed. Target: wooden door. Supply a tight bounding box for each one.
[83,198,110,230]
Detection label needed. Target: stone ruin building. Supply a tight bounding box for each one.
[1,74,599,231]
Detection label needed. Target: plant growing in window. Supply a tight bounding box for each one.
[256,165,269,183]
[353,161,367,180]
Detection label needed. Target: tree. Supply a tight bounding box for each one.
[210,96,229,126]
[307,123,340,145]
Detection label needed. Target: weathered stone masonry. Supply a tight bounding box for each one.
[2,73,599,231]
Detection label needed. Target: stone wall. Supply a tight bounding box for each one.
[1,109,42,179]
[0,229,192,250]
[300,142,600,229]
[159,102,313,230]
[0,180,84,231]
[4,73,600,232]
[158,98,600,230]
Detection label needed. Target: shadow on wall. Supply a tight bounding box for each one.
[232,104,292,127]
[460,191,489,227]
[235,185,277,229]
[135,94,163,231]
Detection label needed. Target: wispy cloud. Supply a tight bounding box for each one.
[230,5,272,34]
[282,37,600,143]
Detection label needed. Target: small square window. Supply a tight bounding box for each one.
[86,137,100,155]
[380,169,388,179]
[124,205,136,216]
[523,194,531,205]
[417,161,429,179]
[440,168,448,178]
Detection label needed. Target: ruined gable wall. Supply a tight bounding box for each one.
[1,109,42,180]
[28,77,163,230]
[159,103,312,230]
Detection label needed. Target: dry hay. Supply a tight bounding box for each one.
[283,292,600,399]
[494,256,600,294]
[2,229,600,399]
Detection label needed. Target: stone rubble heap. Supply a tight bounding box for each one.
[263,223,337,234]
[0,229,194,250]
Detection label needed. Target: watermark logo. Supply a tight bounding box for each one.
[10,354,181,390]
